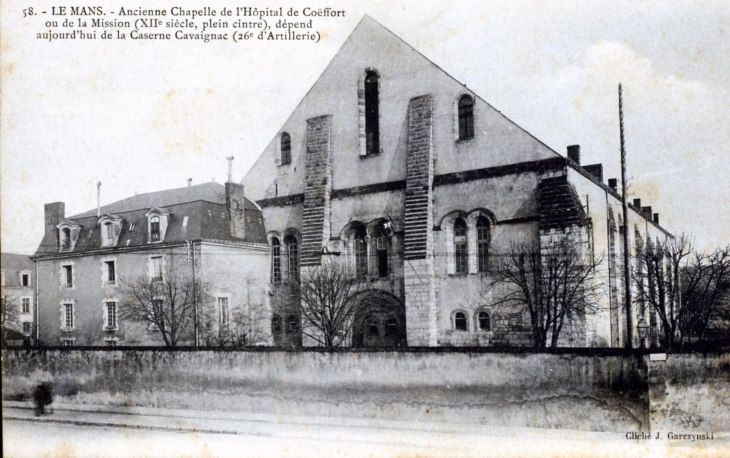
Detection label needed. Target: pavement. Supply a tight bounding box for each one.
[3,401,730,458]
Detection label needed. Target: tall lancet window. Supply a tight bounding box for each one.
[458,95,474,140]
[365,70,380,155]
[454,218,468,274]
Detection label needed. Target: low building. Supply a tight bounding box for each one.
[1,253,36,345]
[32,179,271,346]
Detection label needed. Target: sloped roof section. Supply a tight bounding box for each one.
[34,183,267,256]
[538,176,587,230]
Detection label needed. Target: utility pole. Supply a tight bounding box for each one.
[619,83,633,348]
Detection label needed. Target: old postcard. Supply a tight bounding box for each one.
[2,0,729,457]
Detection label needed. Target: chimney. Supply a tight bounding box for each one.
[567,145,581,165]
[608,178,617,191]
[225,182,246,239]
[44,202,65,246]
[583,164,603,181]
[641,206,652,219]
[633,198,641,209]
[226,156,234,183]
[97,181,102,217]
[653,213,659,225]
[187,178,192,187]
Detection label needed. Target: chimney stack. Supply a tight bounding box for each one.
[641,206,652,219]
[187,178,192,187]
[44,202,65,249]
[653,213,659,225]
[567,145,581,165]
[97,182,102,217]
[225,182,246,239]
[633,198,641,208]
[226,156,234,183]
[583,164,603,181]
[608,178,617,191]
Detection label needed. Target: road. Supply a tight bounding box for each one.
[3,409,729,458]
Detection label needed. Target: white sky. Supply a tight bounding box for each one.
[2,0,729,254]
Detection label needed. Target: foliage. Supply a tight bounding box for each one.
[634,234,730,348]
[486,238,605,348]
[288,260,374,348]
[1,293,23,347]
[118,275,210,347]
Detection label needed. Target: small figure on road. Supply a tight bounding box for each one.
[33,383,53,416]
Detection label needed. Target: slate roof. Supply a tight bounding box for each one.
[538,176,587,231]
[33,183,266,257]
[1,253,34,287]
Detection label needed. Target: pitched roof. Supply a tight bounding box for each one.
[70,182,252,217]
[34,183,267,257]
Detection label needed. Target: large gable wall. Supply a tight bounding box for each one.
[243,17,558,202]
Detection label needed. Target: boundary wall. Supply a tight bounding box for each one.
[3,348,727,433]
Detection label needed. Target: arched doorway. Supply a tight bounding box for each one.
[351,290,406,347]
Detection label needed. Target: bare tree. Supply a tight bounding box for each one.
[634,234,730,348]
[487,238,605,348]
[1,294,23,347]
[118,275,210,347]
[290,260,371,348]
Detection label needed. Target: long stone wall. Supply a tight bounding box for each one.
[1,348,659,432]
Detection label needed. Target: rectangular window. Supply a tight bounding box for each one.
[376,237,388,278]
[105,261,116,285]
[106,302,117,329]
[21,273,30,287]
[23,322,31,334]
[64,303,74,328]
[455,241,468,274]
[355,239,367,279]
[105,340,117,347]
[63,340,74,347]
[63,265,73,287]
[218,297,229,325]
[22,298,31,314]
[150,256,163,281]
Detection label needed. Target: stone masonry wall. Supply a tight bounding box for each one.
[404,95,437,346]
[301,115,333,267]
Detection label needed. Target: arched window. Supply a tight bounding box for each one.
[458,95,474,140]
[280,132,291,165]
[286,315,299,334]
[271,315,282,335]
[454,312,468,331]
[271,237,281,283]
[477,216,490,272]
[454,218,468,274]
[478,311,490,331]
[285,235,299,283]
[348,226,368,279]
[384,317,398,337]
[150,216,160,242]
[372,225,389,278]
[365,70,380,155]
[368,317,379,337]
[61,228,71,250]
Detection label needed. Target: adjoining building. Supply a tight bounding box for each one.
[242,17,670,348]
[32,179,271,346]
[1,253,36,346]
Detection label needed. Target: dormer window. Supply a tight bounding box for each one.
[150,217,160,241]
[98,214,124,248]
[61,228,71,250]
[57,221,81,252]
[144,208,170,244]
